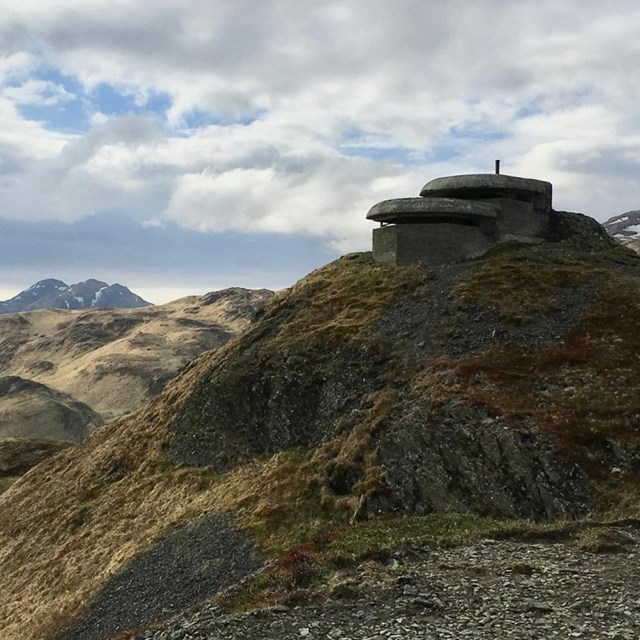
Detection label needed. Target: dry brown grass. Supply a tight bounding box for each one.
[0,256,420,640]
[0,289,268,425]
[0,475,18,493]
[272,253,424,347]
[454,253,609,319]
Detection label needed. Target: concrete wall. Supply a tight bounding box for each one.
[373,223,493,266]
[485,198,550,243]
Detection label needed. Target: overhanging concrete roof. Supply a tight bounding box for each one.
[366,197,499,224]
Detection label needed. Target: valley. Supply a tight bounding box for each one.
[0,287,273,491]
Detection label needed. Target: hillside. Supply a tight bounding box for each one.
[1,212,640,639]
[0,438,72,494]
[0,375,103,442]
[0,287,274,425]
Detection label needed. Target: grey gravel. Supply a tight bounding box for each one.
[59,513,264,640]
[378,259,599,360]
[131,525,640,640]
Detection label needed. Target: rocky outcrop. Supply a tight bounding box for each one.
[373,410,590,519]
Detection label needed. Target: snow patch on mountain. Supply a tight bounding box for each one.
[603,210,640,255]
[0,280,153,314]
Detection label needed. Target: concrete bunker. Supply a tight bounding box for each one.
[367,173,554,265]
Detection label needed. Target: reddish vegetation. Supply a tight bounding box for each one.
[442,282,640,463]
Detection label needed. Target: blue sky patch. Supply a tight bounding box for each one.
[18,99,89,134]
[13,66,88,133]
[11,65,173,134]
[92,83,172,118]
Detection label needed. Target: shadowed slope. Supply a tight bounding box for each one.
[0,376,103,442]
[0,438,72,494]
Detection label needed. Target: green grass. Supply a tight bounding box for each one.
[325,514,529,558]
[219,513,559,611]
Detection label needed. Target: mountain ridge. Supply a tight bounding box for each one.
[0,287,274,495]
[0,279,152,314]
[603,210,640,254]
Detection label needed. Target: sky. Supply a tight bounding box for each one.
[1,0,640,303]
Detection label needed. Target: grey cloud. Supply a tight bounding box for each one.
[0,0,637,154]
[0,142,30,176]
[0,0,639,252]
[56,114,163,169]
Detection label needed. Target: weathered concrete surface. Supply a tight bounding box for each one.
[366,197,498,224]
[368,173,556,265]
[490,197,550,242]
[420,173,553,213]
[372,223,492,265]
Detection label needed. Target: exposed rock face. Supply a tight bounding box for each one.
[373,410,590,519]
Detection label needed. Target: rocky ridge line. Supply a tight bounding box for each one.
[0,278,151,314]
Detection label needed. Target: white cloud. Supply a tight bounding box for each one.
[3,79,73,106]
[1,0,640,256]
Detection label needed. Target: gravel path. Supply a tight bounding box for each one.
[132,525,640,640]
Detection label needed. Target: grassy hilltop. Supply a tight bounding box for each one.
[1,212,640,639]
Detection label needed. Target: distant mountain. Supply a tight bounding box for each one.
[603,210,640,254]
[0,279,152,314]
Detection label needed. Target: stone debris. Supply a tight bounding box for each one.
[131,525,640,640]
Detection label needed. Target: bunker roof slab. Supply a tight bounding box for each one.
[366,197,499,224]
[420,173,552,204]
